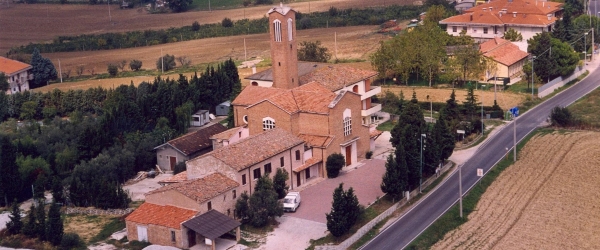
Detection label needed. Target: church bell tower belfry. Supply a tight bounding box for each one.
[267,3,299,89]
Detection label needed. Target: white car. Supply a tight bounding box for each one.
[283,192,301,212]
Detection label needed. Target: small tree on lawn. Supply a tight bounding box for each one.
[273,168,289,199]
[326,153,345,178]
[107,64,118,77]
[129,60,142,71]
[326,183,361,237]
[6,200,23,235]
[235,192,250,223]
[46,201,64,246]
[156,54,176,72]
[298,41,331,63]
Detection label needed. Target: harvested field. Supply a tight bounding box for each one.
[382,86,526,110]
[0,0,415,53]
[34,25,385,92]
[432,131,600,250]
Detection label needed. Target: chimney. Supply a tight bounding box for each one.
[483,7,487,11]
[499,11,503,17]
[513,12,517,17]
[543,1,545,7]
[547,14,552,20]
[489,7,493,11]
[470,13,473,21]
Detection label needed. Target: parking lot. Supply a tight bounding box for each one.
[287,158,386,224]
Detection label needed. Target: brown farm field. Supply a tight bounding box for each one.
[432,131,600,250]
[0,0,415,53]
[382,86,527,110]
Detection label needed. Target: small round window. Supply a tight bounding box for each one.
[243,115,248,124]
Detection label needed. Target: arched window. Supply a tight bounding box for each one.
[263,117,276,131]
[273,20,282,42]
[352,85,359,93]
[243,115,248,124]
[287,18,293,41]
[343,109,352,136]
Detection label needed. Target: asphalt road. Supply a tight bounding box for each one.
[361,63,600,250]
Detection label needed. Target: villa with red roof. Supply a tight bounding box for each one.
[0,56,32,94]
[439,0,563,45]
[480,37,530,79]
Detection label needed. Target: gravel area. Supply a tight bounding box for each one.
[123,173,173,201]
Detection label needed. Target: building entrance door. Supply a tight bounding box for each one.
[187,230,196,247]
[345,145,352,166]
[169,156,177,170]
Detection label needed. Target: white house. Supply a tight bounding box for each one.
[0,56,32,94]
[440,0,563,46]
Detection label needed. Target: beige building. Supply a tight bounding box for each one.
[480,37,530,80]
[154,123,227,171]
[0,56,32,94]
[440,0,563,46]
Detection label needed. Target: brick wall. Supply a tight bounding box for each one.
[146,190,201,211]
[247,101,294,136]
[325,92,370,162]
[269,9,298,89]
[126,221,183,248]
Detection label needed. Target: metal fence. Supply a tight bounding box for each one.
[315,161,454,250]
[538,66,585,98]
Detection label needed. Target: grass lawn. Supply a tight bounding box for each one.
[569,84,600,127]
[376,120,395,131]
[191,0,242,10]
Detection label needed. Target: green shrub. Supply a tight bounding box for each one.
[129,60,142,71]
[366,151,373,159]
[156,54,176,71]
[192,21,200,31]
[550,106,574,127]
[107,64,118,77]
[222,18,233,28]
[326,153,345,178]
[59,233,85,250]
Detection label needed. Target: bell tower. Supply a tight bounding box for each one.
[267,4,298,89]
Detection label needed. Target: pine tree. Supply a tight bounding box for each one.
[22,204,37,237]
[46,201,64,246]
[247,175,282,227]
[442,89,461,132]
[463,84,478,121]
[35,202,46,240]
[273,168,289,199]
[0,135,20,207]
[435,111,455,165]
[6,200,23,235]
[326,183,361,237]
[30,48,58,88]
[381,154,403,200]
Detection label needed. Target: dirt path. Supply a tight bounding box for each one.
[383,86,526,110]
[0,0,414,53]
[432,131,600,250]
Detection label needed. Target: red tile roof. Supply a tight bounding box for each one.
[480,37,529,66]
[256,81,336,114]
[210,126,245,141]
[297,134,335,148]
[440,0,561,27]
[191,128,305,172]
[294,156,322,172]
[298,65,377,91]
[158,171,188,185]
[0,56,31,76]
[370,129,383,139]
[231,86,286,106]
[125,203,197,229]
[157,123,227,156]
[147,172,239,204]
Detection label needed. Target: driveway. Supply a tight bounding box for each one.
[287,158,386,224]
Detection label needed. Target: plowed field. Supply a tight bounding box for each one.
[0,0,415,53]
[432,131,600,250]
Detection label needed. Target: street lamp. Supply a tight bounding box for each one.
[531,55,536,98]
[585,32,589,65]
[419,133,426,193]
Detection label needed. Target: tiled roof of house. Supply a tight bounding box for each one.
[231,86,286,106]
[245,62,377,91]
[294,156,322,172]
[258,81,336,114]
[210,126,245,141]
[0,56,31,75]
[147,172,239,203]
[298,65,377,91]
[125,203,197,229]
[156,123,227,156]
[297,134,335,148]
[370,129,383,138]
[196,128,304,171]
[480,37,529,66]
[440,0,561,27]
[158,171,188,185]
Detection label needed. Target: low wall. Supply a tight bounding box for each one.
[538,66,585,98]
[65,207,134,216]
[315,161,454,250]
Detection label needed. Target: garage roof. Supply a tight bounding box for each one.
[182,210,241,239]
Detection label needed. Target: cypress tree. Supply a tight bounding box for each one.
[6,200,23,235]
[46,201,64,245]
[381,154,403,200]
[35,202,46,240]
[22,204,37,237]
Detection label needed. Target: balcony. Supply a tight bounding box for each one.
[361,86,381,100]
[361,103,381,117]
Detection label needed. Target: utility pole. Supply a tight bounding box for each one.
[58,59,63,83]
[513,117,517,162]
[108,0,112,22]
[334,32,338,60]
[244,38,247,61]
[161,48,164,74]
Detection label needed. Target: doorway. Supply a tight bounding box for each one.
[187,230,196,247]
[169,156,177,170]
[345,146,352,166]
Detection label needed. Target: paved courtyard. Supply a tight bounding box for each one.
[287,158,386,224]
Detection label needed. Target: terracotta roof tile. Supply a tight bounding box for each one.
[294,156,322,172]
[465,0,561,15]
[158,171,188,185]
[231,86,286,106]
[480,37,529,66]
[297,134,335,148]
[195,128,304,171]
[125,203,197,229]
[440,0,561,27]
[157,123,227,156]
[147,173,239,203]
[261,82,336,114]
[210,126,245,141]
[0,56,31,75]
[370,129,383,138]
[298,65,377,91]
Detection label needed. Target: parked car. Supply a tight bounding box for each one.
[283,192,301,212]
